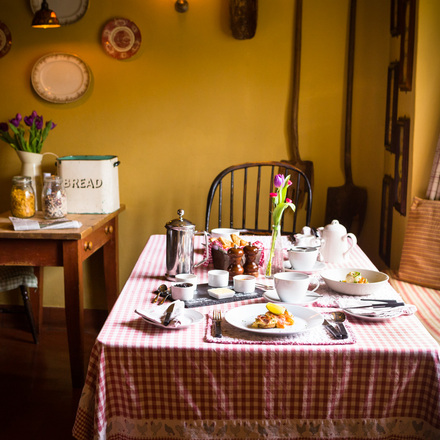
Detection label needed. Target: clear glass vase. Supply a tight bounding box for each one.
[265,225,284,278]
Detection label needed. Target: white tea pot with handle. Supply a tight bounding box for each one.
[318,220,357,264]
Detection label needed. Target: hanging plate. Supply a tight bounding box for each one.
[101,18,142,60]
[31,53,91,103]
[30,0,89,26]
[0,21,12,58]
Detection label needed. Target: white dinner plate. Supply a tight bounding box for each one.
[225,304,323,335]
[31,53,91,103]
[284,260,326,273]
[137,308,204,330]
[263,290,320,305]
[30,0,89,26]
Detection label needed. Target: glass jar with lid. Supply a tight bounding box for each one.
[10,176,36,218]
[42,175,67,219]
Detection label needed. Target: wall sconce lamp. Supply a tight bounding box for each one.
[175,0,189,13]
[32,0,60,28]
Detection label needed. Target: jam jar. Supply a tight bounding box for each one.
[10,176,36,218]
[42,175,67,219]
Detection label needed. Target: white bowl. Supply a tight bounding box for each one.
[210,228,240,239]
[171,283,195,300]
[320,267,389,296]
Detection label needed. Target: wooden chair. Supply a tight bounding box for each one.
[205,161,312,235]
[0,266,38,343]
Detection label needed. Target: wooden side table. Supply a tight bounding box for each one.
[0,206,125,388]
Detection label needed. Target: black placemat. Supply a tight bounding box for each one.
[183,283,264,308]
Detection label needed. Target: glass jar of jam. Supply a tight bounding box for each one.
[10,176,36,218]
[42,175,67,219]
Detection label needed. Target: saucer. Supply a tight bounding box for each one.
[284,261,326,273]
[263,290,318,305]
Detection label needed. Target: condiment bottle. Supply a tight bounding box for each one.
[227,246,244,280]
[42,175,67,219]
[10,176,35,218]
[243,243,259,277]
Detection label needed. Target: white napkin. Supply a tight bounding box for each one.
[9,216,82,231]
[135,300,186,327]
[338,298,417,318]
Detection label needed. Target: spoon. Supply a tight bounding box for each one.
[153,284,168,303]
[329,311,347,338]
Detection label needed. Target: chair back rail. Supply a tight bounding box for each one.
[205,161,312,235]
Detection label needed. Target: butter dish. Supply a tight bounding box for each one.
[208,287,235,299]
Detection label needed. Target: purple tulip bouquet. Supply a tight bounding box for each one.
[265,173,296,277]
[0,111,56,153]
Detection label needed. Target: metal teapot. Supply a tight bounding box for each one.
[165,209,208,280]
[318,220,357,264]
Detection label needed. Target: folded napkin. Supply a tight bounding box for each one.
[338,298,417,319]
[205,313,356,345]
[135,300,186,328]
[9,216,82,231]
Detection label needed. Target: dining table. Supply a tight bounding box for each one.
[73,234,440,440]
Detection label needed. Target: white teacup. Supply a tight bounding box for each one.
[233,275,256,293]
[288,247,319,271]
[274,272,318,303]
[175,273,198,287]
[208,269,229,287]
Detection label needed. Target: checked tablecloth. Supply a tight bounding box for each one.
[73,235,440,440]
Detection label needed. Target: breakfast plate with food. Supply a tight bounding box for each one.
[224,303,323,335]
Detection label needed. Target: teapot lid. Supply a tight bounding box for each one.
[324,219,346,231]
[165,209,195,230]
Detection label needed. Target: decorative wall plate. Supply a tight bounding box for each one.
[0,21,12,58]
[101,18,141,60]
[31,53,91,104]
[30,0,89,26]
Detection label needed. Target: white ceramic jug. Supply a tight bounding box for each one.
[318,220,357,264]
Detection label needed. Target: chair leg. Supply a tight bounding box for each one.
[19,286,38,344]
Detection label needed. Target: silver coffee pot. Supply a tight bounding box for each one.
[165,209,208,280]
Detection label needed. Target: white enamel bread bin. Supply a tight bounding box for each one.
[56,155,120,214]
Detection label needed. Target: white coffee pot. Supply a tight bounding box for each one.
[318,220,357,264]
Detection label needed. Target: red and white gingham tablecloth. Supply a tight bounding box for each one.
[73,235,440,440]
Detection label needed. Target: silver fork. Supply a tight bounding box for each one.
[213,310,222,338]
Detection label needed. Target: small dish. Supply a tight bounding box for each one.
[136,308,203,329]
[320,268,389,296]
[31,53,91,103]
[263,290,318,305]
[171,283,195,301]
[101,18,142,60]
[284,260,326,273]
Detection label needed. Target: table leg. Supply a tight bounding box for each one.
[32,266,43,334]
[62,240,85,388]
[103,217,119,311]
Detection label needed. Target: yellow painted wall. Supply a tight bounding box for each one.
[0,1,401,309]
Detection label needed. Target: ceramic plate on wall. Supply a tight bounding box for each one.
[30,0,89,26]
[31,53,91,103]
[101,18,142,60]
[0,21,12,58]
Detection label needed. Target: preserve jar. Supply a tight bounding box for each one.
[10,176,36,218]
[42,175,67,219]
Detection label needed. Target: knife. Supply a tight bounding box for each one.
[322,319,343,339]
[337,323,348,339]
[163,303,175,326]
[345,302,405,309]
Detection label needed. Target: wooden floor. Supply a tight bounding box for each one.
[0,312,99,440]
